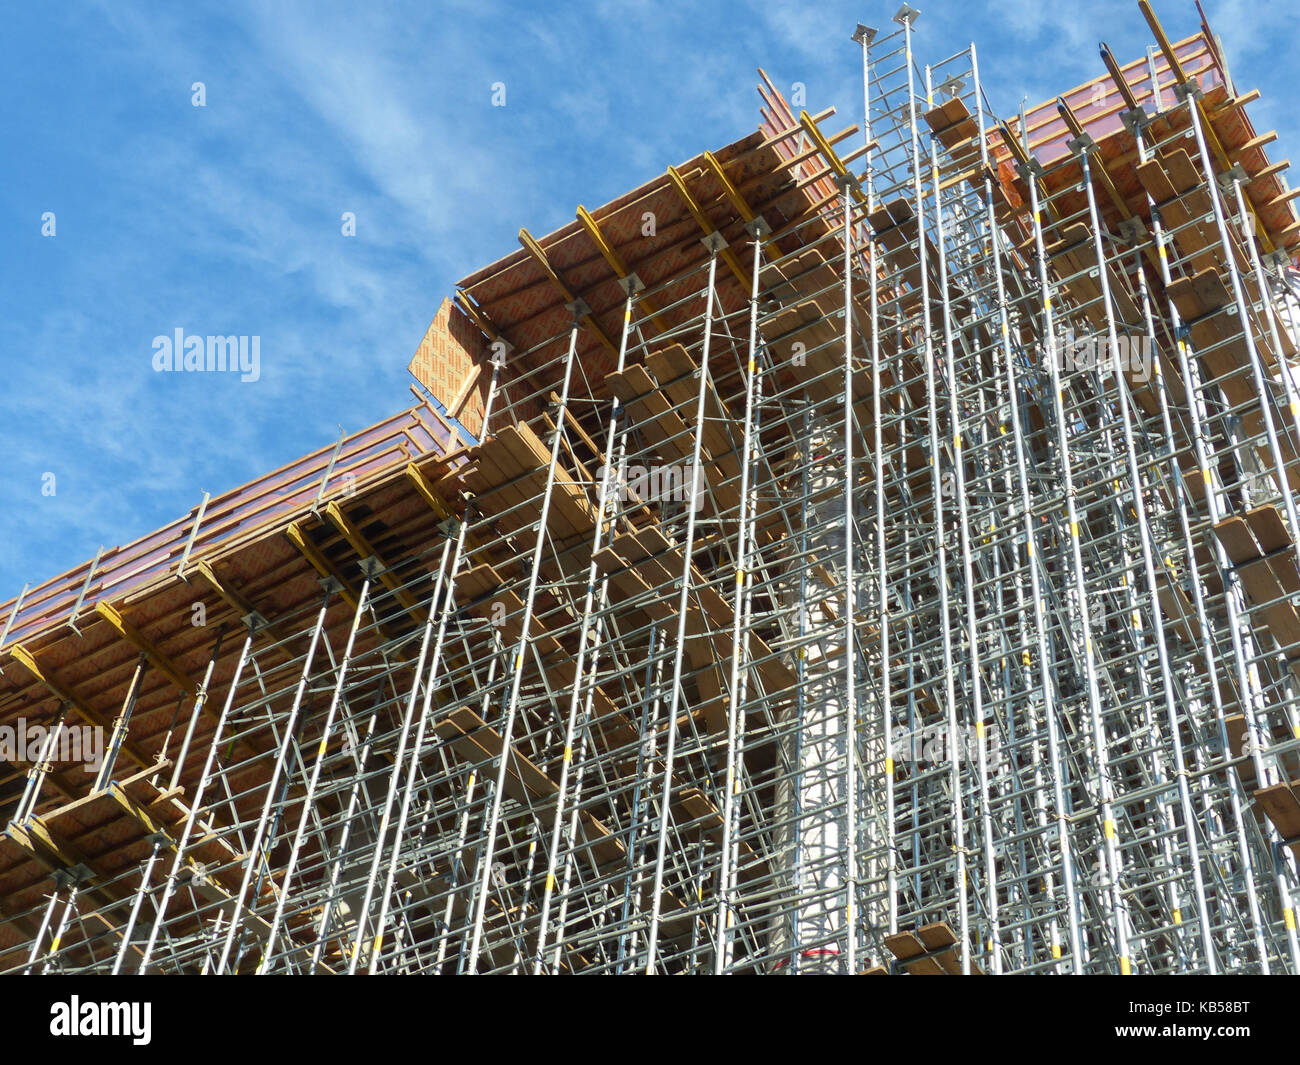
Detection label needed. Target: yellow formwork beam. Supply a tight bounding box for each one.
[518,227,618,355]
[1138,0,1276,254]
[454,291,499,342]
[797,110,869,209]
[285,521,361,612]
[404,462,454,521]
[195,561,300,667]
[324,501,424,621]
[702,151,782,259]
[94,601,195,697]
[664,164,751,290]
[7,644,151,772]
[575,204,669,334]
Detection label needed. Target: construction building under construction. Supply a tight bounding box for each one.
[4,1,1300,975]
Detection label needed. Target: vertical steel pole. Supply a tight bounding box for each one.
[1024,148,1129,972]
[467,308,585,972]
[930,135,990,973]
[258,573,373,971]
[838,169,860,976]
[903,9,969,969]
[857,22,897,944]
[23,877,64,975]
[112,834,165,974]
[644,238,722,973]
[370,536,459,971]
[1076,139,1217,970]
[217,585,334,973]
[168,630,225,793]
[535,285,639,970]
[137,618,260,972]
[715,225,767,971]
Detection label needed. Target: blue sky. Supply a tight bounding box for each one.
[1,0,1297,600]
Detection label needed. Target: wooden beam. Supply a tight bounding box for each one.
[285,521,361,612]
[108,782,173,845]
[1138,1,1187,85]
[1099,42,1142,114]
[94,601,196,697]
[324,501,424,620]
[404,463,453,521]
[454,290,499,341]
[517,227,618,355]
[664,165,752,290]
[1056,97,1137,225]
[703,151,782,258]
[576,205,669,334]
[796,111,869,208]
[446,363,481,421]
[7,645,151,772]
[1213,89,1261,113]
[194,560,296,658]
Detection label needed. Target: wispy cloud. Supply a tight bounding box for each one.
[1,0,1297,601]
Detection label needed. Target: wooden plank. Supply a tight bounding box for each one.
[917,921,983,975]
[591,547,674,621]
[1235,557,1300,649]
[923,97,978,151]
[1214,516,1261,565]
[1248,505,1293,554]
[1231,131,1278,159]
[1247,505,1300,596]
[433,707,626,868]
[1156,568,1200,643]
[1254,783,1300,851]
[883,930,946,975]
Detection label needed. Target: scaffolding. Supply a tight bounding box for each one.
[3,1,1300,975]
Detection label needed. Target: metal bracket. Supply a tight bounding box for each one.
[893,3,920,28]
[851,24,877,45]
[1120,106,1150,134]
[1067,132,1098,157]
[745,216,772,238]
[1015,158,1045,182]
[701,231,728,253]
[311,427,348,517]
[0,582,30,659]
[937,75,964,101]
[1217,163,1248,190]
[1117,217,1147,244]
[834,172,861,194]
[176,493,210,582]
[617,272,644,296]
[565,298,591,319]
[240,610,269,633]
[358,557,384,580]
[1173,80,1203,101]
[63,863,93,886]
